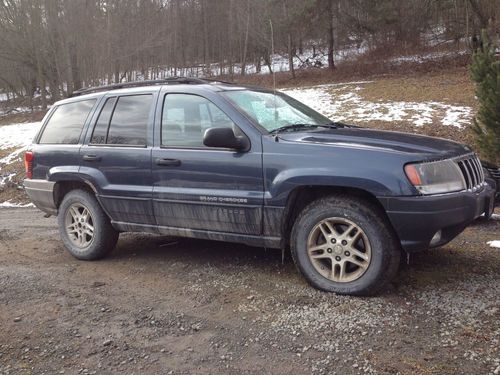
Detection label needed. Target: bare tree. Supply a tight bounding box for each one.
[0,0,497,105]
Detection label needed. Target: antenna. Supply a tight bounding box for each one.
[269,19,276,94]
[269,19,279,142]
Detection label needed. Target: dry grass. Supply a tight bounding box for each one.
[0,146,18,160]
[303,66,480,150]
[0,169,26,204]
[0,111,45,126]
[359,67,476,107]
[0,148,26,204]
[355,68,478,148]
[226,51,471,91]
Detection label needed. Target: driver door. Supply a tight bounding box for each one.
[151,93,263,235]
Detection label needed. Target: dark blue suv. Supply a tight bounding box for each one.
[24,78,496,295]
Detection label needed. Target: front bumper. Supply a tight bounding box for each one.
[379,183,495,252]
[483,165,500,206]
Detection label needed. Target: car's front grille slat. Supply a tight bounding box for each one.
[465,160,474,187]
[469,159,480,187]
[477,158,485,182]
[461,159,473,189]
[455,153,484,191]
[486,167,500,179]
[474,158,483,183]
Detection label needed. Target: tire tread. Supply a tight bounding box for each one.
[58,189,118,260]
[290,194,400,296]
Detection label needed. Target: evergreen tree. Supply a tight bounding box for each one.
[470,30,500,164]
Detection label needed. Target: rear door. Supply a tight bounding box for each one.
[151,91,263,235]
[80,91,157,225]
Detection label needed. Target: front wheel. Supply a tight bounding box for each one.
[58,189,118,260]
[291,195,400,296]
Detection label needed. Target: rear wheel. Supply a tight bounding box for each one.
[291,195,400,295]
[58,189,118,260]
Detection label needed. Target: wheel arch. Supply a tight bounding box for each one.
[280,185,398,249]
[46,168,103,210]
[53,180,99,208]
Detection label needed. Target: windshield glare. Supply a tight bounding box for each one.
[222,90,332,132]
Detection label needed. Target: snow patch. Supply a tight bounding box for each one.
[0,173,16,187]
[129,46,369,80]
[0,147,27,165]
[283,84,472,128]
[0,122,41,150]
[391,50,467,65]
[0,200,34,208]
[487,240,500,249]
[0,122,42,207]
[0,122,41,166]
[0,106,34,117]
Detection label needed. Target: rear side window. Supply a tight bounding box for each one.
[91,97,116,144]
[39,99,96,144]
[107,95,152,145]
[90,94,152,146]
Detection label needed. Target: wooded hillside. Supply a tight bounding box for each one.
[0,0,498,108]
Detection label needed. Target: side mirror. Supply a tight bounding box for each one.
[203,127,250,151]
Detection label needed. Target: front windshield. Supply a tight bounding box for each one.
[222,90,332,132]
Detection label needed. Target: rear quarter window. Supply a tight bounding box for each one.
[39,99,96,144]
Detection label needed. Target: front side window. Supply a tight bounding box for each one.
[90,94,152,146]
[222,90,331,132]
[162,94,235,148]
[39,99,96,144]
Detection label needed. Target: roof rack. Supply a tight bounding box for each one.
[71,77,221,97]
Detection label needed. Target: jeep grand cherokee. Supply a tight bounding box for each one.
[24,78,496,295]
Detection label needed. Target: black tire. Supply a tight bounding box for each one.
[290,195,401,296]
[58,189,118,260]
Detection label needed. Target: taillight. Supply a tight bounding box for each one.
[24,151,34,179]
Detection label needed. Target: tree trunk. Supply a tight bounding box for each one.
[240,0,250,76]
[201,0,210,75]
[48,74,60,102]
[31,2,47,109]
[326,0,335,70]
[114,61,120,84]
[69,42,82,91]
[283,1,295,78]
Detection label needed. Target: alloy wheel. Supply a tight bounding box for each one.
[306,217,371,282]
[64,203,95,248]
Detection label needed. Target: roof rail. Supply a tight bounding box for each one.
[71,77,213,97]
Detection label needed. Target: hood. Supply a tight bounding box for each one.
[277,127,470,159]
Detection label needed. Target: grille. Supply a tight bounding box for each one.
[455,154,484,191]
[486,166,500,179]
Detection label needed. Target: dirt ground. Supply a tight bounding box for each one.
[0,207,499,375]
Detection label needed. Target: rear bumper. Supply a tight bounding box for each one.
[379,183,495,252]
[24,179,57,215]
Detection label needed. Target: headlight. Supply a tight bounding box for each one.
[404,159,465,195]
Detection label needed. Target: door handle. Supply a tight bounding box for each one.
[83,154,101,162]
[156,158,181,167]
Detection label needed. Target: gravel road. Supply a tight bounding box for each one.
[0,207,499,374]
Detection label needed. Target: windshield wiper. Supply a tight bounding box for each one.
[269,122,344,135]
[269,123,320,134]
